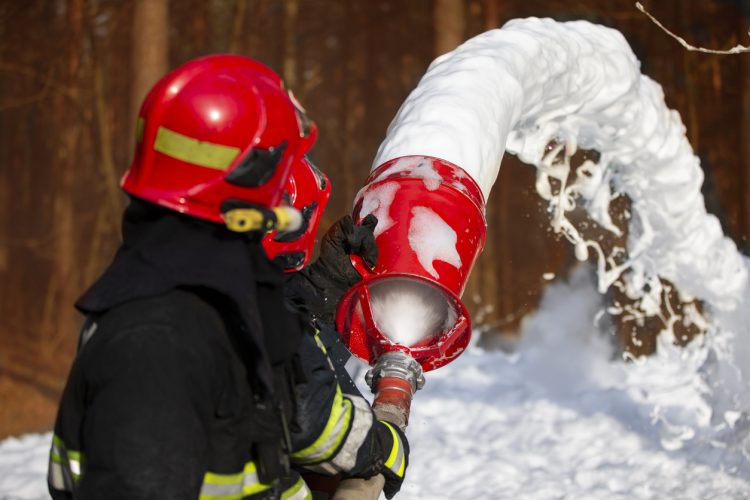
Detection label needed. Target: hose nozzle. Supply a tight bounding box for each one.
[366,352,425,430]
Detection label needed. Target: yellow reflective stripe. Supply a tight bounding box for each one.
[312,329,336,372]
[291,386,352,463]
[200,461,272,499]
[298,395,374,476]
[313,331,327,354]
[52,434,65,448]
[281,476,313,500]
[382,421,405,478]
[153,126,241,170]
[51,434,84,481]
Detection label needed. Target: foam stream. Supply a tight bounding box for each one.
[373,17,746,311]
[369,278,456,347]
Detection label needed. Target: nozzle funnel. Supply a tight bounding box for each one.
[336,156,486,371]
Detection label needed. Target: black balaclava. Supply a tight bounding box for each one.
[76,197,305,393]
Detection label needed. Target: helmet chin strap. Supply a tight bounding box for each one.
[223,206,303,235]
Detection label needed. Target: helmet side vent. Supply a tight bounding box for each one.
[225,141,287,187]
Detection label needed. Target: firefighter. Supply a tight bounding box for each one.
[48,54,407,500]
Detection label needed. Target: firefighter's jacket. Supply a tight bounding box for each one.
[48,200,405,499]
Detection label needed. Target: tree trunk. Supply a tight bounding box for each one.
[283,0,299,88]
[741,2,750,250]
[131,0,169,131]
[433,0,465,56]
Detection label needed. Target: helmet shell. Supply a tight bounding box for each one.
[122,54,317,223]
[262,157,331,271]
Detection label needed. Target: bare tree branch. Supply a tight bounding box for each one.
[636,2,750,54]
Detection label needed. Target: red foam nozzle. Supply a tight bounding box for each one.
[335,156,487,371]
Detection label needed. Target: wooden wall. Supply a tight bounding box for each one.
[1,0,748,436]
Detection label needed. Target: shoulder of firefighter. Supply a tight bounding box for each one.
[48,289,407,500]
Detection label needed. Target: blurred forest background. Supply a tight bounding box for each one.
[1,0,749,437]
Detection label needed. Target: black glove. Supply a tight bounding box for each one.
[285,214,378,324]
[318,213,378,270]
[375,420,409,499]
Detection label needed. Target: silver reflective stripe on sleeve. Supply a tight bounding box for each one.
[48,460,67,491]
[291,385,352,465]
[299,394,374,475]
[199,461,273,499]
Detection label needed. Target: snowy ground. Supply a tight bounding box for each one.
[2,265,749,499]
[394,266,750,499]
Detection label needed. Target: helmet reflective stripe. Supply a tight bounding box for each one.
[199,460,272,499]
[291,385,352,465]
[281,476,313,500]
[153,126,241,171]
[382,421,406,478]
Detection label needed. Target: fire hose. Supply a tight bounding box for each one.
[332,352,424,500]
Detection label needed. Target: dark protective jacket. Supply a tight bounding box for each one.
[48,200,405,500]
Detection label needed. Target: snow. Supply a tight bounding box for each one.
[6,264,749,499]
[407,206,462,279]
[0,433,50,499]
[373,17,746,312]
[391,264,750,499]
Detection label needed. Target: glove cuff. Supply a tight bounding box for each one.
[379,421,407,480]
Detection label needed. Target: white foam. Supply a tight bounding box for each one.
[408,206,462,279]
[375,156,444,191]
[357,181,400,238]
[373,17,746,311]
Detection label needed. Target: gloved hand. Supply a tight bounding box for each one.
[285,214,378,324]
[375,420,409,499]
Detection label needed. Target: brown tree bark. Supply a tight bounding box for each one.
[741,4,750,249]
[131,0,169,131]
[283,0,299,88]
[433,0,465,56]
[229,0,248,53]
[40,0,85,360]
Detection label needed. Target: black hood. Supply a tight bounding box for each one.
[76,197,304,392]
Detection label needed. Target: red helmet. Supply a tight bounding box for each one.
[121,54,317,232]
[262,157,331,272]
